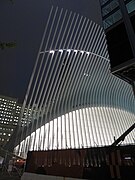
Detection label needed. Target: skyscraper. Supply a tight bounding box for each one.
[100,0,135,84]
[0,95,17,147]
[0,95,33,147]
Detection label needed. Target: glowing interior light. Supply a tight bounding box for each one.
[84,73,89,76]
[14,105,135,158]
[124,157,131,160]
[67,49,71,53]
[74,50,77,54]
[59,49,63,53]
[49,50,55,54]
[80,50,84,54]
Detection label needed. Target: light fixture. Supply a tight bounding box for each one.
[49,50,55,54]
[67,49,71,53]
[80,50,84,54]
[59,49,63,53]
[84,73,89,77]
[74,50,77,54]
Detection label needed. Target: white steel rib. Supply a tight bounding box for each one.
[11,7,135,158]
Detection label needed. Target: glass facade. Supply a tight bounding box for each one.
[0,96,32,146]
[100,0,135,29]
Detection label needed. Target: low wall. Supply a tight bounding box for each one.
[21,172,85,180]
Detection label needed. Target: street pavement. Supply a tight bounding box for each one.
[0,170,21,180]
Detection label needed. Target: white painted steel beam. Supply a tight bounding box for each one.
[13,7,135,158]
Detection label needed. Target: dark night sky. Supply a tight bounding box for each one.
[0,0,102,103]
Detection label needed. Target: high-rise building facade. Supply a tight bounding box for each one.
[100,0,135,84]
[9,2,135,159]
[0,95,18,146]
[100,0,135,29]
[0,95,33,147]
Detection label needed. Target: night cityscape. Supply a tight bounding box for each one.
[0,0,135,179]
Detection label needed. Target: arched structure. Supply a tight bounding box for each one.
[13,7,135,158]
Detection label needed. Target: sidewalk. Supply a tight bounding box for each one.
[0,169,21,180]
[0,173,21,180]
[0,175,20,180]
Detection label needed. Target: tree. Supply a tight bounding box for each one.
[0,42,16,50]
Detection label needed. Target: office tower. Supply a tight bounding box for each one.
[0,95,19,147]
[100,0,135,84]
[0,95,33,147]
[101,0,135,29]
